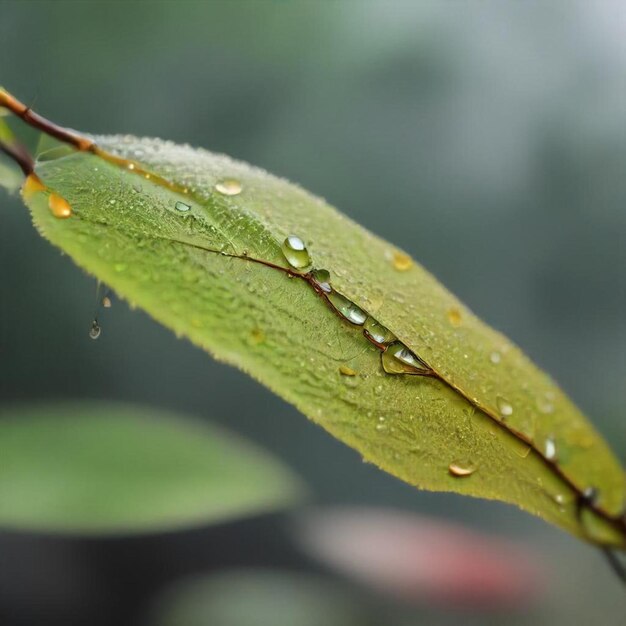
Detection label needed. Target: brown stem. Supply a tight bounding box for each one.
[0,89,94,152]
[0,138,34,176]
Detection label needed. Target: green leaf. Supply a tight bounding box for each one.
[14,131,626,547]
[0,403,303,534]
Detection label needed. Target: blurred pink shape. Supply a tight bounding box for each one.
[296,507,545,609]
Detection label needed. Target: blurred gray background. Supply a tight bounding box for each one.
[0,1,625,625]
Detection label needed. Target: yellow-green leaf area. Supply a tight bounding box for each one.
[23,139,626,546]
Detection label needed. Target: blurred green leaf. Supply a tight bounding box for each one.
[6,97,624,547]
[150,569,364,626]
[0,403,303,534]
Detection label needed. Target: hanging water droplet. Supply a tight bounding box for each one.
[311,269,331,293]
[175,201,191,212]
[102,296,112,309]
[544,435,557,461]
[48,193,72,219]
[496,395,513,418]
[339,365,357,376]
[447,307,462,327]
[327,291,367,325]
[281,235,311,270]
[89,320,101,340]
[381,342,431,375]
[448,460,476,477]
[490,351,501,364]
[391,251,413,271]
[215,178,242,196]
[363,317,396,345]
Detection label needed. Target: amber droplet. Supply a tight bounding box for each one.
[392,251,413,271]
[448,461,476,477]
[48,193,72,218]
[447,307,462,327]
[215,178,242,196]
[22,174,46,199]
[339,365,357,376]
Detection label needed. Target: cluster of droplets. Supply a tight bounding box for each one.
[280,235,433,378]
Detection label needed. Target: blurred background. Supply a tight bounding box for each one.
[0,1,625,624]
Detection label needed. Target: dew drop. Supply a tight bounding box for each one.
[339,365,357,376]
[215,178,242,196]
[175,201,191,212]
[102,296,112,309]
[391,251,413,271]
[512,440,532,458]
[311,269,332,293]
[496,395,513,418]
[490,351,501,364]
[281,235,311,270]
[48,193,72,219]
[447,307,462,327]
[327,291,367,325]
[537,393,555,414]
[544,436,557,461]
[363,317,396,345]
[127,163,135,170]
[448,460,476,477]
[381,342,430,375]
[89,321,101,340]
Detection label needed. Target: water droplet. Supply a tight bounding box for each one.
[311,269,331,293]
[48,193,72,218]
[102,296,112,309]
[89,321,101,340]
[447,307,462,327]
[448,460,476,477]
[175,201,191,212]
[496,396,513,418]
[490,351,501,364]
[215,178,242,196]
[339,365,357,376]
[512,439,532,458]
[127,163,135,170]
[381,342,430,375]
[363,317,396,345]
[391,251,413,271]
[327,291,367,325]
[281,235,311,270]
[537,394,555,414]
[544,436,557,461]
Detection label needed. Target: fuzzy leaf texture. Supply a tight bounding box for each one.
[11,129,626,547]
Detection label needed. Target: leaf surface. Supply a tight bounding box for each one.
[0,403,302,533]
[16,133,626,546]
